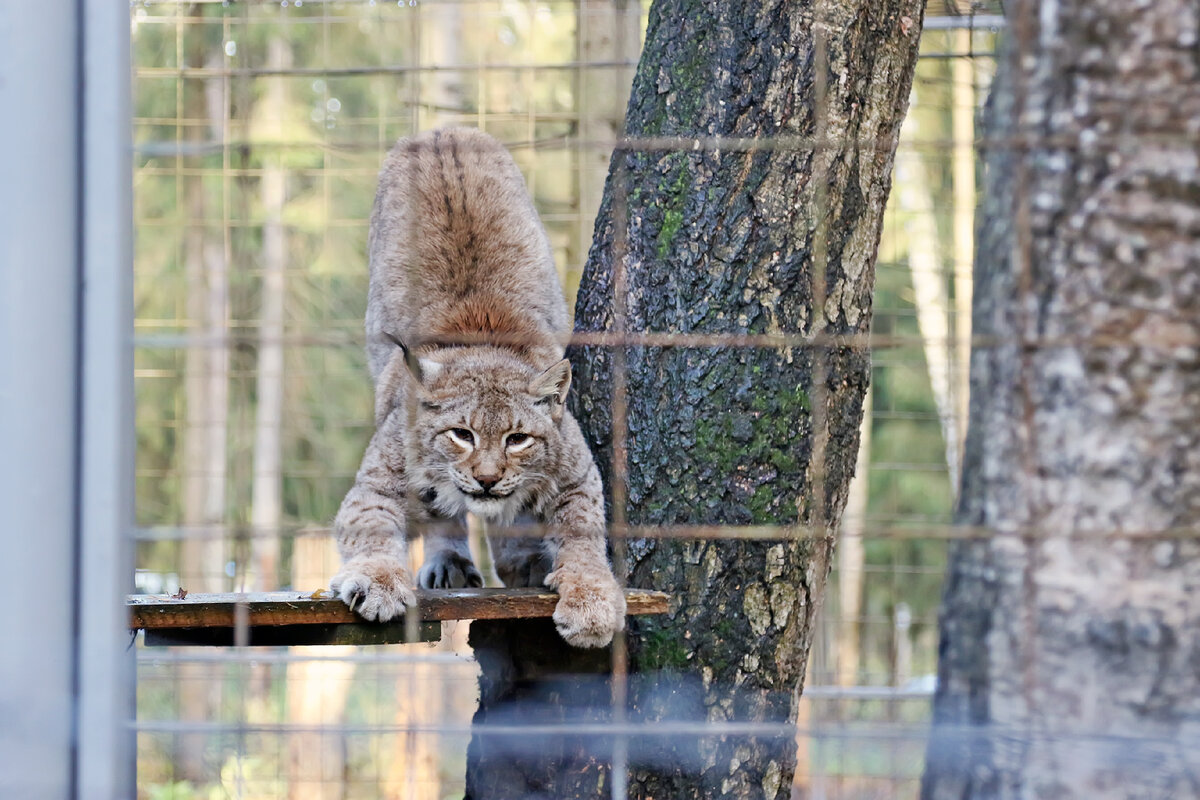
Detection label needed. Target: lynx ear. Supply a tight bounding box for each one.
[530,359,571,420]
[384,332,442,385]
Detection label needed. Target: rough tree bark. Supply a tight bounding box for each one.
[922,3,1200,799]
[569,1,925,796]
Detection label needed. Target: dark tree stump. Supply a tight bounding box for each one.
[465,619,616,800]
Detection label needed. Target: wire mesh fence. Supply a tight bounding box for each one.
[129,2,1003,797]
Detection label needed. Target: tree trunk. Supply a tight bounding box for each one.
[837,392,870,688]
[574,0,643,285]
[569,1,925,797]
[180,50,231,596]
[419,1,464,128]
[176,36,231,784]
[251,36,290,592]
[950,29,975,481]
[286,534,355,800]
[897,146,960,490]
[922,3,1200,798]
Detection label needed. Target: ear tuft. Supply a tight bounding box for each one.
[385,332,441,385]
[529,359,571,405]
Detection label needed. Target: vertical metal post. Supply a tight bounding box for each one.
[78,0,135,795]
[0,0,133,795]
[0,1,84,794]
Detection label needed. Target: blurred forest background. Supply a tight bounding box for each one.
[130,2,1000,797]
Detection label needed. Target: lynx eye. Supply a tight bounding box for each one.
[446,428,475,448]
[505,432,534,452]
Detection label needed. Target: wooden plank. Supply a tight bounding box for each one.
[128,588,670,630]
[142,622,442,647]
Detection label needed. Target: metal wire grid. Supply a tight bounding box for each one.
[130,2,1002,798]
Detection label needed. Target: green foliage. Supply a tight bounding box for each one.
[145,781,201,800]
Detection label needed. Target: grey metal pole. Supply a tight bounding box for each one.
[0,0,133,796]
[77,0,136,796]
[0,0,83,794]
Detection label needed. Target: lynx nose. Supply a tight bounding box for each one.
[475,475,501,492]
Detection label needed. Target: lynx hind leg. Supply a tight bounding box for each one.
[418,519,484,589]
[489,532,554,589]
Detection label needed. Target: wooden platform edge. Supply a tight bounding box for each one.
[128,588,670,630]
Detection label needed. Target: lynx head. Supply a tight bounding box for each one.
[383,337,571,522]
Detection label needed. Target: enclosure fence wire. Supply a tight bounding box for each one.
[123,3,1124,799]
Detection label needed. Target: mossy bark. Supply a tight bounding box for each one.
[922,3,1200,798]
[569,1,925,797]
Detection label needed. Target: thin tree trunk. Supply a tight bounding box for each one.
[570,2,925,796]
[180,52,231,595]
[251,36,290,592]
[837,391,871,688]
[177,38,230,784]
[922,4,1200,798]
[420,1,463,127]
[286,534,355,800]
[896,147,960,489]
[383,663,443,799]
[574,0,642,286]
[950,28,974,482]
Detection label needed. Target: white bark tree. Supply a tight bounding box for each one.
[251,36,290,592]
[922,3,1200,798]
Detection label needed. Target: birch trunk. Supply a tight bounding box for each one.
[837,392,870,687]
[950,28,975,478]
[922,3,1200,798]
[251,36,289,592]
[896,146,960,490]
[570,1,926,796]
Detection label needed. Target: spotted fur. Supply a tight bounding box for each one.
[331,128,625,648]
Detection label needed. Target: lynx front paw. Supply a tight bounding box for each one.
[545,566,626,649]
[330,554,416,622]
[418,549,484,589]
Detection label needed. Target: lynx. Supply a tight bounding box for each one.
[330,127,625,648]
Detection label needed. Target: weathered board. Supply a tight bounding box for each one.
[128,588,670,647]
[142,621,443,647]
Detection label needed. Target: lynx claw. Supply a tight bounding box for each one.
[418,549,485,589]
[330,555,416,622]
[546,567,626,649]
